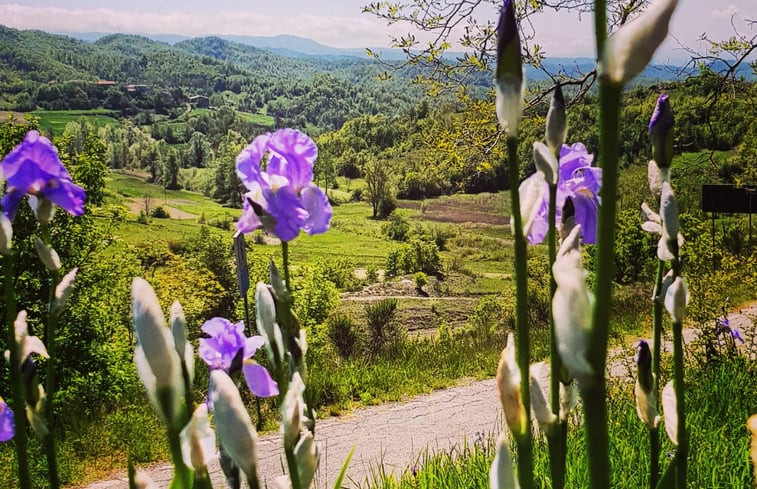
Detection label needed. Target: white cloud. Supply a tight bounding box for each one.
[711,4,738,17]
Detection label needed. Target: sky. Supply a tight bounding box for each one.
[0,0,755,62]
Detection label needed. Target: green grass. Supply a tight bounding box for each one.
[368,354,757,488]
[30,109,119,135]
[236,110,275,127]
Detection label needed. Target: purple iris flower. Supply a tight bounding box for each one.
[199,317,278,398]
[236,129,332,242]
[525,142,602,244]
[0,398,13,442]
[1,130,86,219]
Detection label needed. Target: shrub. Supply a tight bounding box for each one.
[366,265,379,283]
[291,264,340,327]
[365,298,401,352]
[468,295,514,335]
[385,238,443,278]
[150,206,169,219]
[414,272,428,291]
[377,196,397,218]
[136,210,149,224]
[350,188,363,202]
[382,211,410,241]
[326,313,362,358]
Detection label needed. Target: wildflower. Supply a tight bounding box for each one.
[180,404,216,470]
[236,129,331,242]
[716,317,745,344]
[601,0,679,86]
[634,340,660,429]
[494,0,524,134]
[0,397,14,442]
[520,143,601,244]
[210,370,259,483]
[199,317,278,397]
[552,225,593,381]
[649,94,675,168]
[0,130,86,219]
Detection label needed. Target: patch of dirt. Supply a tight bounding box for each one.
[398,200,509,225]
[0,111,30,124]
[125,198,196,220]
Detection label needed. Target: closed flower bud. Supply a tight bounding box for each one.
[133,471,159,489]
[34,237,61,271]
[634,341,660,429]
[649,94,675,168]
[496,333,526,437]
[495,0,524,134]
[545,85,567,153]
[533,142,558,185]
[514,171,546,240]
[529,362,557,432]
[282,372,307,449]
[28,196,55,225]
[211,370,259,482]
[170,301,194,381]
[662,381,678,445]
[664,276,689,322]
[657,182,679,261]
[180,404,216,470]
[552,226,593,381]
[294,430,319,489]
[601,0,679,86]
[256,282,284,364]
[490,433,519,489]
[640,202,662,234]
[0,213,11,255]
[52,268,78,316]
[14,310,49,362]
[647,160,669,200]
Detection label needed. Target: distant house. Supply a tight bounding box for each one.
[188,95,210,108]
[94,80,117,87]
[127,84,151,94]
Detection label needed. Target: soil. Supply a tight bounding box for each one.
[125,198,197,220]
[79,304,757,489]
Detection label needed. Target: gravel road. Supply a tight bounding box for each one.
[81,304,756,489]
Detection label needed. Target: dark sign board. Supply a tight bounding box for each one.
[233,231,249,298]
[701,184,756,214]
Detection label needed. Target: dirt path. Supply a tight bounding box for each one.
[81,304,756,489]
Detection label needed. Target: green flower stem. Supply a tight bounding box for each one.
[281,241,291,290]
[41,225,61,489]
[672,318,687,488]
[506,135,533,489]
[650,260,665,488]
[546,180,566,489]
[585,32,622,487]
[4,253,31,489]
[284,443,302,489]
[158,390,192,489]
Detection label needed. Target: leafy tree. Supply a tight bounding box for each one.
[363,153,393,218]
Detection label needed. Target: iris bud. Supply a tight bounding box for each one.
[649,94,675,168]
[545,85,567,153]
[494,0,524,134]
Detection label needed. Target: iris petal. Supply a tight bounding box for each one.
[243,361,279,398]
[300,185,332,235]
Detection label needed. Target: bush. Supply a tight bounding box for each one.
[326,313,362,358]
[414,272,428,291]
[136,210,149,224]
[468,295,514,335]
[382,212,410,241]
[366,265,379,283]
[377,196,397,218]
[385,238,443,278]
[365,298,401,352]
[151,206,169,219]
[351,188,364,202]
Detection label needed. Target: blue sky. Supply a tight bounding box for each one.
[0,0,754,62]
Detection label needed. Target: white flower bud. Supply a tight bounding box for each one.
[647,160,662,200]
[559,381,579,422]
[662,381,678,446]
[133,471,159,489]
[293,430,319,489]
[601,0,679,86]
[529,362,557,432]
[552,226,593,382]
[180,404,216,470]
[495,74,526,135]
[14,310,49,361]
[28,196,55,225]
[34,237,61,272]
[545,85,567,154]
[210,370,259,482]
[533,142,558,185]
[490,433,519,489]
[664,276,689,322]
[282,372,307,449]
[256,282,284,363]
[514,173,546,240]
[0,213,12,255]
[53,268,78,314]
[170,301,194,381]
[496,333,526,436]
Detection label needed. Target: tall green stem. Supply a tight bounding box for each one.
[281,241,291,289]
[586,0,621,477]
[40,225,60,489]
[649,261,665,488]
[546,181,565,489]
[506,136,533,489]
[5,253,31,489]
[672,319,687,488]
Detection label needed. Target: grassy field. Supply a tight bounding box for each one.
[29,109,120,135]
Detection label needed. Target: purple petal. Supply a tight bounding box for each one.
[570,192,600,244]
[0,400,14,442]
[558,143,594,182]
[201,317,233,337]
[43,180,86,216]
[266,129,317,189]
[237,196,263,234]
[236,133,271,189]
[300,185,332,235]
[732,328,745,344]
[244,335,265,359]
[242,361,279,398]
[267,185,306,242]
[1,190,25,219]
